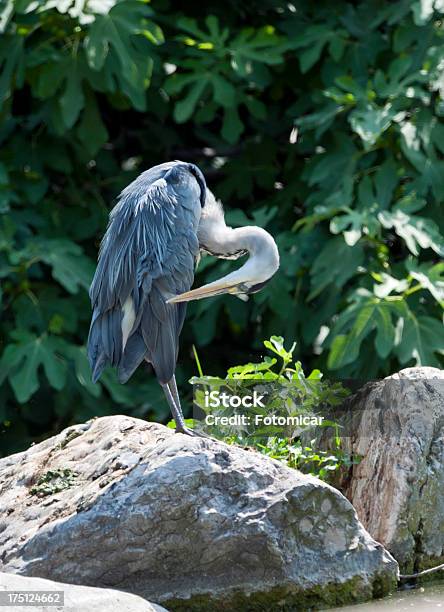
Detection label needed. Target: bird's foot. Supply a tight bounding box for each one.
[175,425,211,439]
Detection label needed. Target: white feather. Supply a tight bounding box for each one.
[121,296,136,351]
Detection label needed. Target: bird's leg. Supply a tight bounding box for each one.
[161,381,186,431]
[168,375,182,415]
[162,377,209,438]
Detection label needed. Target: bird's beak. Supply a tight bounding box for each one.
[166,279,241,303]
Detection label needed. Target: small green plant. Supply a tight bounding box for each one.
[30,468,78,498]
[256,437,361,481]
[59,428,83,449]
[185,336,356,482]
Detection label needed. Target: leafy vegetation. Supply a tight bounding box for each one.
[0,1,443,456]
[30,468,78,497]
[185,336,356,481]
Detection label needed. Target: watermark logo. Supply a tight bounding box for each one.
[192,378,336,439]
[191,378,444,441]
[204,412,324,427]
[204,390,265,408]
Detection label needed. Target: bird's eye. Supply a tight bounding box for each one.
[245,279,272,294]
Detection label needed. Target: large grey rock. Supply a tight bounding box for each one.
[0,571,167,611]
[0,415,397,610]
[339,367,444,574]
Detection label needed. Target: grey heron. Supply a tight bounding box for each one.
[88,161,279,436]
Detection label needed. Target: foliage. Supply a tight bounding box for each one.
[29,468,78,497]
[187,336,355,481]
[0,0,443,455]
[256,437,359,482]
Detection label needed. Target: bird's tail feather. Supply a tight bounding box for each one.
[87,316,108,382]
[88,308,123,382]
[117,331,147,383]
[91,352,107,383]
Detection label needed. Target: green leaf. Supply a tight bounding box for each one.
[379,210,444,256]
[211,74,236,108]
[407,260,444,306]
[309,238,364,300]
[85,3,147,70]
[60,63,84,129]
[33,57,66,99]
[264,336,296,362]
[299,41,326,73]
[0,1,13,34]
[397,314,444,366]
[230,26,287,70]
[141,21,164,46]
[85,22,109,70]
[0,36,24,106]
[373,273,409,298]
[375,305,395,358]
[84,2,157,107]
[374,158,398,208]
[349,103,395,149]
[174,78,207,123]
[328,303,376,369]
[222,107,243,143]
[411,0,438,25]
[431,121,444,155]
[329,37,346,62]
[244,96,266,120]
[1,332,67,403]
[327,297,401,369]
[330,177,381,244]
[399,121,425,171]
[20,239,95,294]
[77,90,108,155]
[296,103,343,134]
[40,338,66,391]
[227,359,277,378]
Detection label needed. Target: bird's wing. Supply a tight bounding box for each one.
[87,163,203,384]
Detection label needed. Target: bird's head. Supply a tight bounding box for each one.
[167,161,206,208]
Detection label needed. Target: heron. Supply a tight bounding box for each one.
[87,161,280,436]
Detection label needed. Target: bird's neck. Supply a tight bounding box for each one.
[199,222,279,283]
[199,224,238,258]
[199,223,259,258]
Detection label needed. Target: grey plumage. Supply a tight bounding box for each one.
[88,161,204,388]
[88,160,279,436]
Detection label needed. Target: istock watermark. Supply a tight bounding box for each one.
[204,390,266,408]
[190,378,444,442]
[192,378,339,439]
